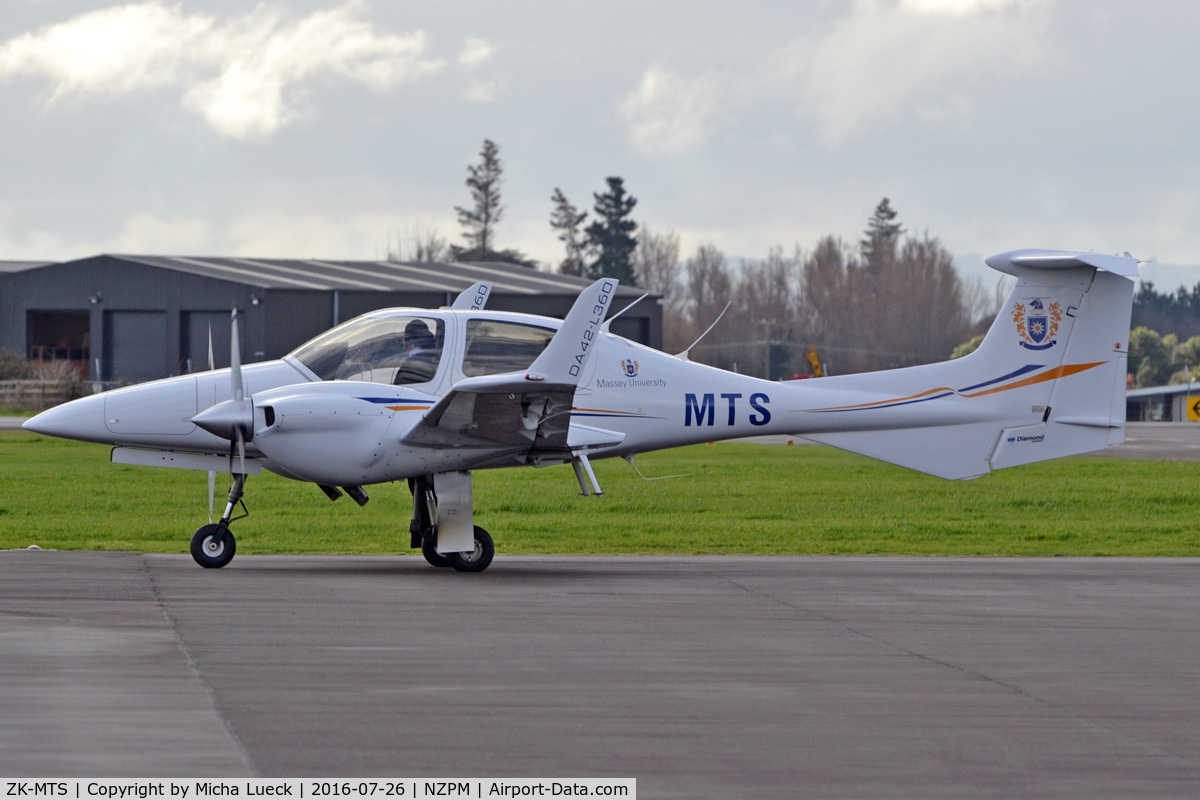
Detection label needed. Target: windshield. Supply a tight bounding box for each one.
[290,315,446,385]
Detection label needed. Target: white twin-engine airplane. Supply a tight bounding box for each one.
[25,249,1137,572]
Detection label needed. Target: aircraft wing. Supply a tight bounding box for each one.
[400,279,623,465]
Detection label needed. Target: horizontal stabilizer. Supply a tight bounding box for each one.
[801,424,1000,480]
[986,249,1139,278]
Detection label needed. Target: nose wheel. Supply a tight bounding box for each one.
[191,472,247,568]
[191,523,237,568]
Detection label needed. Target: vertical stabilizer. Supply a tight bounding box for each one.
[796,250,1136,479]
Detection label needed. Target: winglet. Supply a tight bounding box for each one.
[525,278,618,386]
[450,282,492,310]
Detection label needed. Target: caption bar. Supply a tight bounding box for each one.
[1,782,634,800]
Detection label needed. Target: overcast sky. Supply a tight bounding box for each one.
[1,0,1197,290]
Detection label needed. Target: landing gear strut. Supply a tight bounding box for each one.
[191,473,247,568]
[408,474,494,572]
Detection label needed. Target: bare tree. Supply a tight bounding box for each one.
[633,225,681,306]
[683,244,738,369]
[877,233,970,366]
[738,246,803,378]
[799,231,970,373]
[802,236,857,373]
[549,188,590,276]
[387,225,448,262]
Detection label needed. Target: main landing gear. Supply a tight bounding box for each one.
[190,473,247,568]
[409,474,495,573]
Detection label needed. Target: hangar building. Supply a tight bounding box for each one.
[0,255,660,384]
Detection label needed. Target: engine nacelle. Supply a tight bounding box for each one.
[251,383,395,485]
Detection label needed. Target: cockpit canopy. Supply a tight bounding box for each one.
[288,311,557,387]
[290,315,445,384]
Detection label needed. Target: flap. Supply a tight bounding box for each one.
[566,422,625,450]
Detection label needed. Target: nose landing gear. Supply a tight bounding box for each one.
[190,473,247,568]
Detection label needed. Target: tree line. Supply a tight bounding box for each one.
[1128,328,1200,388]
[634,200,985,377]
[388,140,1012,377]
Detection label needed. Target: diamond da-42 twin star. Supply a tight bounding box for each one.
[24,248,1138,572]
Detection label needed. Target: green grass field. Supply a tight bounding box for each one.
[2,430,1198,556]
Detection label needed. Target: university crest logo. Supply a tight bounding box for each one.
[621,359,639,377]
[1013,297,1063,350]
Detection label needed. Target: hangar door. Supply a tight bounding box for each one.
[182,311,232,373]
[26,311,90,374]
[104,311,167,383]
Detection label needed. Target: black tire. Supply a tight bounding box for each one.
[191,524,236,568]
[421,529,455,568]
[449,526,494,573]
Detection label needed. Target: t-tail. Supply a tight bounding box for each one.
[793,249,1137,479]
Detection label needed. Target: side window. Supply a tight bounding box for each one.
[462,320,555,377]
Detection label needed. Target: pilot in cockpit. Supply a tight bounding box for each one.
[393,319,440,385]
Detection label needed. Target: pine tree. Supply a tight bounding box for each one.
[585,177,638,284]
[454,139,504,256]
[549,188,590,276]
[860,197,904,265]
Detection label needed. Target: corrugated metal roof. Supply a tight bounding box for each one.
[113,254,636,295]
[0,260,52,273]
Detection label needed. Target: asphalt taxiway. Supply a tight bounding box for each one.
[3,552,1199,798]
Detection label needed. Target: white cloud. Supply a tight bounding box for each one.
[458,37,494,70]
[899,0,1039,15]
[0,3,211,99]
[620,62,720,158]
[455,38,499,102]
[0,1,445,140]
[462,77,500,103]
[764,0,1050,142]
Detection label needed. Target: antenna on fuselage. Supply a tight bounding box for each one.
[623,455,690,481]
[676,302,731,361]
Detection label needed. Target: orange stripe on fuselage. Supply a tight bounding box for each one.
[802,361,1107,412]
[806,386,957,412]
[960,361,1105,397]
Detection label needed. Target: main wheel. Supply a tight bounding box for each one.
[449,526,494,573]
[421,529,454,568]
[191,524,236,569]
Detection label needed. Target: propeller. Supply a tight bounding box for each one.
[192,309,254,476]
